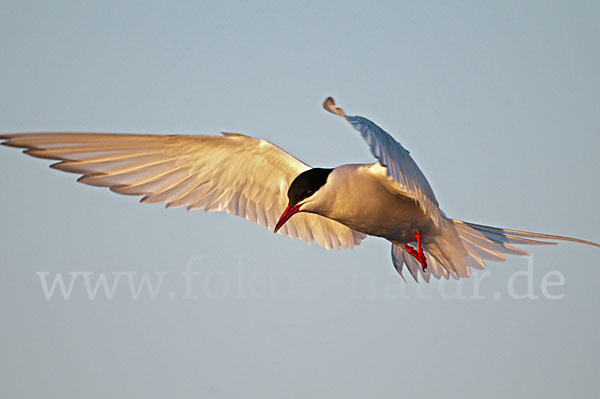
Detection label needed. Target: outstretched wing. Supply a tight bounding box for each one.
[324,97,443,227]
[1,132,365,250]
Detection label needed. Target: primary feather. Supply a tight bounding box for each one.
[0,132,365,251]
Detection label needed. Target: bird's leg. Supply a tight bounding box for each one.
[405,231,427,271]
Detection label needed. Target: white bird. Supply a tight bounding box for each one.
[1,97,597,282]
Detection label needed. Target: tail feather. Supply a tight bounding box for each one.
[462,221,600,248]
[392,243,459,283]
[457,222,535,259]
[392,218,599,283]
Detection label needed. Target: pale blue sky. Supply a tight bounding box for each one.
[1,1,599,398]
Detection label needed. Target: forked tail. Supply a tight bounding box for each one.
[392,219,599,283]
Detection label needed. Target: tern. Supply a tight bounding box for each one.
[1,97,598,282]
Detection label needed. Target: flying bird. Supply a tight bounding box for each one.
[1,97,597,282]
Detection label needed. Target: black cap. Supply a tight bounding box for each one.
[287,168,333,206]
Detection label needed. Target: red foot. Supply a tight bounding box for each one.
[405,231,427,271]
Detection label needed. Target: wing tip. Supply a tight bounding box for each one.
[322,97,349,121]
[1,137,23,148]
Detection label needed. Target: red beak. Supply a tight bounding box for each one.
[274,204,301,233]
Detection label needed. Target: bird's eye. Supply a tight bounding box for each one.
[304,190,314,197]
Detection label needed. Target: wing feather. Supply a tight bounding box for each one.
[324,97,443,227]
[1,132,366,250]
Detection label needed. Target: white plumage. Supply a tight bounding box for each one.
[1,97,597,282]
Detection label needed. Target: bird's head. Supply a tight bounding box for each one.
[274,168,333,233]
